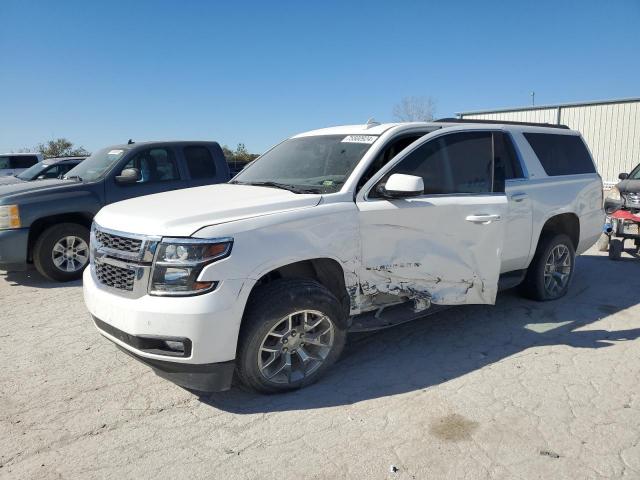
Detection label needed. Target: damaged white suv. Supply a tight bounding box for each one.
[84,120,604,393]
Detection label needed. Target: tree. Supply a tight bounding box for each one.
[392,96,437,122]
[35,138,89,158]
[223,143,260,169]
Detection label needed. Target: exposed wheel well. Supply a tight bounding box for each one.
[249,258,350,316]
[538,213,580,250]
[28,213,93,262]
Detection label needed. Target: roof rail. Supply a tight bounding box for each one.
[434,117,570,130]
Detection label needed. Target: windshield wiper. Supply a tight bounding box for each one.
[231,181,321,194]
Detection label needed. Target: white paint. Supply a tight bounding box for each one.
[84,121,604,366]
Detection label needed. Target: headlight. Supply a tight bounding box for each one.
[0,205,21,230]
[149,238,232,296]
[607,186,622,201]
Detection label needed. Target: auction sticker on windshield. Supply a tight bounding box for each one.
[341,135,378,144]
[108,150,124,155]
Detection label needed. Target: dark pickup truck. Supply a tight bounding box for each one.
[0,141,230,281]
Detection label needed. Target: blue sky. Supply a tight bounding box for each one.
[1,0,639,154]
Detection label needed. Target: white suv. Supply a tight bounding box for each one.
[83,120,604,393]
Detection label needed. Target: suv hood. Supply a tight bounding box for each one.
[618,179,640,194]
[94,184,323,237]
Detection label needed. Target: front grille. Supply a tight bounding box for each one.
[95,261,135,291]
[626,193,640,208]
[94,229,142,253]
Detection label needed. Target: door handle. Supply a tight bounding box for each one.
[510,192,528,202]
[466,214,502,224]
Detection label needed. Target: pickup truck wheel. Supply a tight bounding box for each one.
[608,239,623,260]
[520,234,575,301]
[33,223,90,282]
[236,278,347,393]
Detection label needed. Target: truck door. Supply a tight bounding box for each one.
[106,147,184,204]
[356,130,508,306]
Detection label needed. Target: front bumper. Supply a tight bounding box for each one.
[83,267,254,390]
[0,228,29,270]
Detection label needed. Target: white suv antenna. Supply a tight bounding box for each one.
[365,118,380,129]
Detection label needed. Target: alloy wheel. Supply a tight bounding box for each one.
[257,310,335,385]
[543,244,572,296]
[51,235,89,273]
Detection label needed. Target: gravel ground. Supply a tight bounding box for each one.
[2,246,640,480]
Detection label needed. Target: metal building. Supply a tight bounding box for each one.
[457,97,640,186]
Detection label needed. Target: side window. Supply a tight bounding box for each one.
[0,156,10,169]
[493,132,524,180]
[121,148,179,184]
[184,146,217,179]
[377,131,494,196]
[357,133,427,191]
[523,133,595,176]
[11,155,38,169]
[42,165,63,179]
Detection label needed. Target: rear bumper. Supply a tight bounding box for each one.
[0,228,29,271]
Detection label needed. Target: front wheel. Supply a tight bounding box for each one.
[33,223,90,282]
[609,238,623,260]
[520,233,575,301]
[236,278,347,393]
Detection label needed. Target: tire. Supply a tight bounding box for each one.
[609,238,623,260]
[33,223,90,282]
[236,278,347,394]
[520,233,575,301]
[596,233,610,252]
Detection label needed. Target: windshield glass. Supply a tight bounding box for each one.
[232,134,377,193]
[64,147,127,182]
[628,164,640,180]
[17,161,47,180]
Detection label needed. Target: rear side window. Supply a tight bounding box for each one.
[11,155,38,169]
[0,156,10,169]
[523,133,595,176]
[382,131,494,195]
[184,146,217,179]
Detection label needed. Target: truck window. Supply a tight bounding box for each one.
[121,148,179,183]
[0,156,10,169]
[523,133,595,176]
[10,155,38,169]
[356,133,427,192]
[376,131,495,196]
[184,146,217,179]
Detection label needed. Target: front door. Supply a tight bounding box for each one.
[356,130,508,307]
[106,147,184,204]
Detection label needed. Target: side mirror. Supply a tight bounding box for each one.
[377,173,424,199]
[619,172,629,180]
[37,175,46,180]
[115,168,141,184]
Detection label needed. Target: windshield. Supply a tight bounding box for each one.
[17,161,48,180]
[64,147,128,182]
[628,164,640,180]
[232,134,377,193]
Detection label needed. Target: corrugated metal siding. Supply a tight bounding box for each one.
[465,108,557,125]
[461,100,640,184]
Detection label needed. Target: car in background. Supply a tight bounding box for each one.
[0,157,86,187]
[0,153,43,177]
[0,141,230,281]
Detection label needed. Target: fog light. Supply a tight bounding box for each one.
[163,340,185,353]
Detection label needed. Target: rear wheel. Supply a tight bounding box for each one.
[33,223,90,282]
[236,278,347,393]
[520,233,575,301]
[609,238,623,260]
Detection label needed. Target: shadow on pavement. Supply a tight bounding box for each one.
[201,254,640,413]
[0,268,82,289]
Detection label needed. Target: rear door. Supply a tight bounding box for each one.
[106,146,184,204]
[356,129,508,306]
[182,144,228,187]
